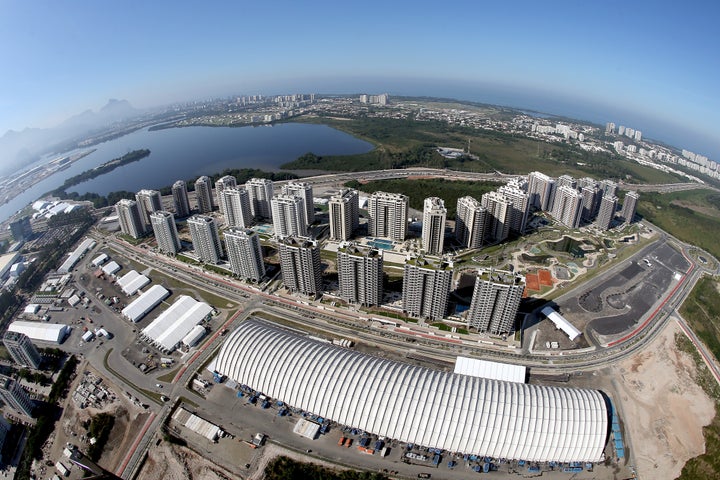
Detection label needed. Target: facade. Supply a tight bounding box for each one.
[281,181,315,225]
[467,269,525,335]
[421,197,446,255]
[595,194,618,231]
[328,188,359,241]
[172,180,191,218]
[0,374,34,417]
[367,191,408,242]
[581,183,601,222]
[497,184,530,234]
[188,215,223,264]
[455,196,487,249]
[214,319,610,463]
[402,256,453,321]
[337,244,383,306]
[135,189,162,231]
[621,191,639,223]
[214,175,237,215]
[115,199,146,239]
[194,175,214,214]
[219,187,253,229]
[3,331,42,369]
[527,171,555,211]
[225,228,265,282]
[481,191,512,243]
[271,194,308,238]
[246,178,274,219]
[150,210,181,255]
[278,236,322,297]
[550,185,584,229]
[600,179,619,198]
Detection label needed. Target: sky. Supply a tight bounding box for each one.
[1,0,719,157]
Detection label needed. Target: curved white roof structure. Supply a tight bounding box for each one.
[215,319,608,463]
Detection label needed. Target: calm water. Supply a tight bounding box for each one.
[0,123,372,221]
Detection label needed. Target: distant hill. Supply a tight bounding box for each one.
[0,99,143,176]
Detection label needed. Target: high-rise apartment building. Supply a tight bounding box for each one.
[150,210,181,255]
[215,175,237,215]
[621,191,639,223]
[224,228,265,283]
[172,180,191,218]
[219,187,253,229]
[466,269,525,335]
[281,181,315,225]
[402,256,452,321]
[600,179,619,198]
[581,183,601,222]
[527,172,555,211]
[116,199,146,239]
[455,196,487,249]
[634,130,642,142]
[278,236,322,297]
[271,194,308,238]
[188,215,223,264]
[337,243,383,307]
[367,191,408,242]
[0,374,34,417]
[481,191,512,243]
[194,176,214,214]
[328,189,359,241]
[550,185,584,229]
[605,122,616,135]
[498,183,530,234]
[3,331,42,369]
[135,189,163,230]
[246,178,274,219]
[421,197,446,255]
[595,195,618,231]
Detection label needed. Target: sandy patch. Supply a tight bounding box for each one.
[611,320,715,478]
[141,442,241,480]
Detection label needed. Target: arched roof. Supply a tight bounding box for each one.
[214,319,608,462]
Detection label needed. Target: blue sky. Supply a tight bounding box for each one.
[1,0,718,157]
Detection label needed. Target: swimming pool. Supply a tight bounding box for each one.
[367,238,395,250]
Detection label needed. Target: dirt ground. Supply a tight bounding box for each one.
[141,442,241,480]
[609,320,716,479]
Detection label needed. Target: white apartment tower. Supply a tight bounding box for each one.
[595,195,618,231]
[422,197,446,255]
[188,215,223,264]
[527,172,555,211]
[581,183,601,222]
[600,179,619,198]
[215,175,237,215]
[194,176,214,214]
[135,189,162,230]
[621,191,639,223]
[224,228,265,283]
[3,331,42,369]
[337,244,383,307]
[150,211,181,255]
[0,374,34,417]
[278,236,322,297]
[455,196,487,249]
[271,194,308,238]
[367,191,408,242]
[220,187,253,229]
[550,185,584,229]
[402,256,453,321]
[116,199,146,239]
[481,191,512,243]
[329,189,359,241]
[172,180,191,218]
[466,269,525,335]
[281,181,315,225]
[498,183,530,234]
[246,178,274,219]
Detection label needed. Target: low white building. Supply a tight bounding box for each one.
[8,321,69,343]
[58,238,96,274]
[121,285,169,323]
[101,261,121,276]
[116,270,150,296]
[182,325,206,348]
[540,306,582,341]
[141,296,212,353]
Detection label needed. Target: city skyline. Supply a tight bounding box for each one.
[0,1,718,159]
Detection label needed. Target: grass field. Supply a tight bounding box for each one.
[283,116,684,184]
[637,189,720,260]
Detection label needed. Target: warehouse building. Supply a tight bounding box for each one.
[140,295,212,352]
[121,285,170,323]
[116,270,150,296]
[8,321,70,344]
[214,319,609,463]
[58,238,96,274]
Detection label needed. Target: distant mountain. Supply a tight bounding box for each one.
[0,99,143,176]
